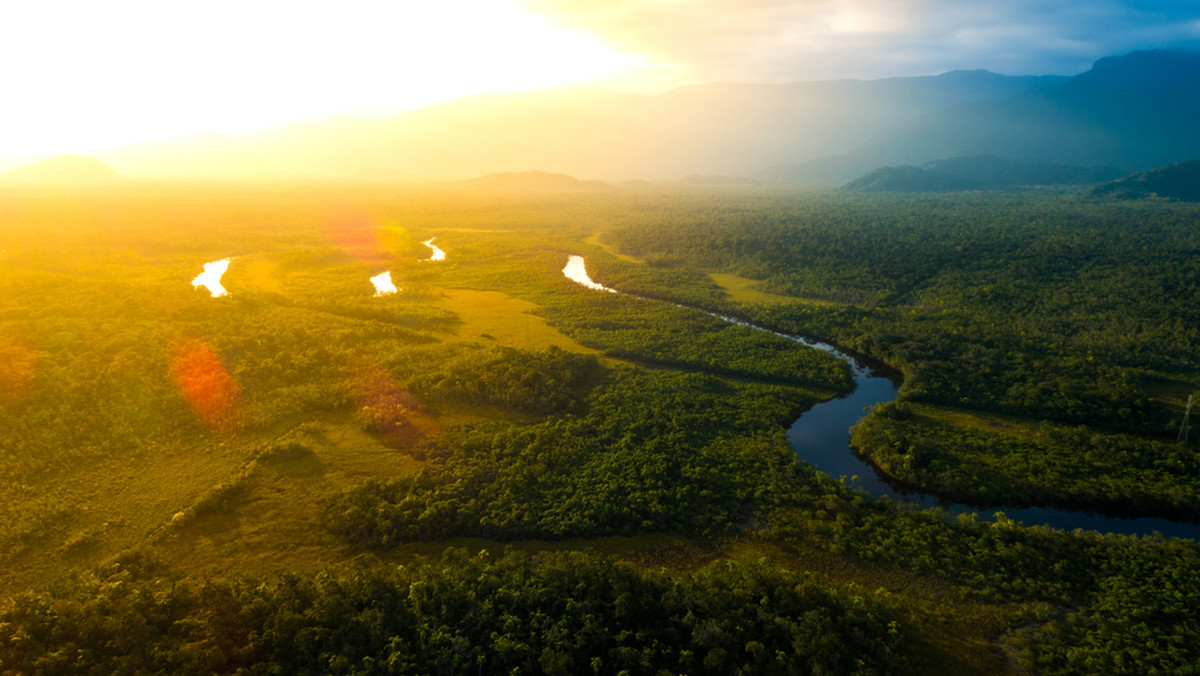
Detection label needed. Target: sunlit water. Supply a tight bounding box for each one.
[423,237,446,261]
[788,368,1200,538]
[562,255,616,293]
[370,270,399,296]
[563,255,1200,538]
[192,259,231,297]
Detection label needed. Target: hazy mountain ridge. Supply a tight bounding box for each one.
[843,155,1123,192]
[452,170,613,191]
[48,49,1200,184]
[843,165,974,192]
[1092,160,1200,201]
[96,71,1067,181]
[823,50,1200,182]
[1,154,120,184]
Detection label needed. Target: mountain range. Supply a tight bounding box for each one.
[796,49,1200,184]
[1092,160,1200,202]
[843,155,1124,192]
[9,49,1200,184]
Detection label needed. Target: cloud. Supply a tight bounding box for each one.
[524,0,1200,81]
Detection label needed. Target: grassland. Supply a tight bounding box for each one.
[708,271,835,306]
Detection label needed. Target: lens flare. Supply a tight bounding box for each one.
[0,332,37,411]
[326,211,386,260]
[170,340,241,429]
[347,361,425,447]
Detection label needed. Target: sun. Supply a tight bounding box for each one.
[0,0,644,159]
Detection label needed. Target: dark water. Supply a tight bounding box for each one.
[786,349,1200,539]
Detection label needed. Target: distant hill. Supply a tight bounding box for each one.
[678,174,761,187]
[1,155,120,184]
[922,155,1123,186]
[452,171,611,191]
[844,165,973,192]
[843,155,1123,192]
[1092,160,1200,201]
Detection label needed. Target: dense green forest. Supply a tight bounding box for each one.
[0,549,904,675]
[602,190,1200,516]
[2,183,1199,674]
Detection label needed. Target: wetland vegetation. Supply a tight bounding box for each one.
[2,182,1199,674]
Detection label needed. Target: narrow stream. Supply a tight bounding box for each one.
[423,238,446,262]
[565,255,1200,538]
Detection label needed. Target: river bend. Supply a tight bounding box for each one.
[565,255,1200,538]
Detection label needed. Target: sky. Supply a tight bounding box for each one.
[1,0,1198,160]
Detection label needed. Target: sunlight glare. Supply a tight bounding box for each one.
[563,255,616,293]
[192,259,231,297]
[370,270,399,296]
[0,0,643,158]
[422,238,446,262]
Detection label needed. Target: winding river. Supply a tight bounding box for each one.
[565,256,1200,539]
[423,238,446,262]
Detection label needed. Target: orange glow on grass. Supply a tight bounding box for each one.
[326,210,388,260]
[0,332,37,411]
[170,340,241,429]
[348,361,424,446]
[325,212,421,293]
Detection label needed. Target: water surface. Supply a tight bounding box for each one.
[192,259,231,297]
[370,270,398,296]
[423,238,446,261]
[562,255,616,293]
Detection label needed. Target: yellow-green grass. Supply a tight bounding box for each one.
[0,413,431,594]
[0,273,594,595]
[0,286,590,594]
[1141,372,1200,411]
[152,414,426,581]
[235,254,286,294]
[907,403,1046,442]
[709,272,836,306]
[584,232,643,263]
[0,435,265,597]
[437,287,600,354]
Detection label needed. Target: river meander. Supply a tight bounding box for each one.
[423,238,446,262]
[564,255,1200,538]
